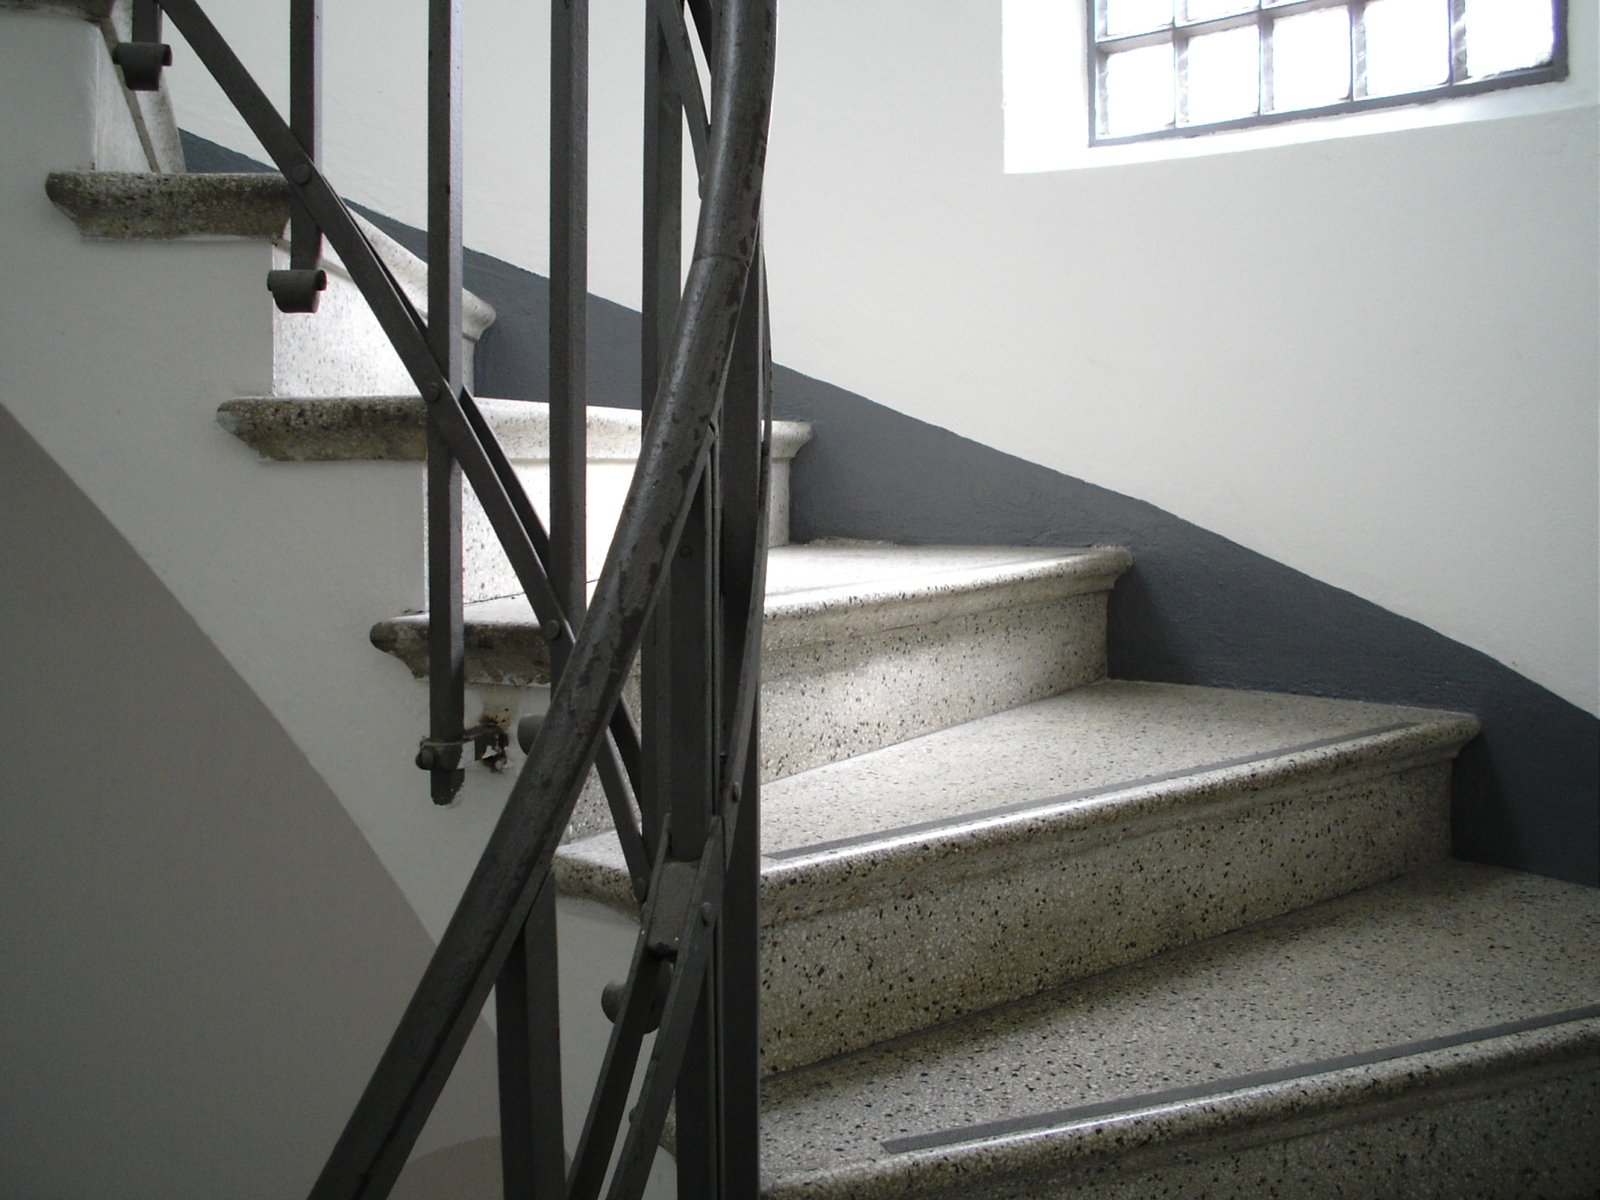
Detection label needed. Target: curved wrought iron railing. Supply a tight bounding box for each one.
[109,0,775,1195]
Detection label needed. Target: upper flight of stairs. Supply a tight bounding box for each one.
[20,7,1599,1192]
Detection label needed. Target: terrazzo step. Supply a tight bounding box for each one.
[556,681,1478,1073]
[46,171,495,396]
[758,862,1600,1200]
[372,543,1132,796]
[218,394,813,603]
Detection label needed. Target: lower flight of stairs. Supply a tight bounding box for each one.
[759,863,1599,1200]
[43,153,1600,1199]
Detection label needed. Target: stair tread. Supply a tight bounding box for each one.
[370,542,1130,684]
[758,860,1600,1197]
[557,680,1476,908]
[757,678,1469,863]
[218,393,814,463]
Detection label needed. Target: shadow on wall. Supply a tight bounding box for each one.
[180,132,1599,889]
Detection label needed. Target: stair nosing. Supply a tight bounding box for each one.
[761,1014,1600,1200]
[218,394,813,463]
[555,695,1478,922]
[369,544,1129,686]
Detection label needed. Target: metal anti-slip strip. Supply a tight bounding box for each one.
[766,721,1417,861]
[881,1002,1600,1155]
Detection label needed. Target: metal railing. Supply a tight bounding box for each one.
[110,0,775,1195]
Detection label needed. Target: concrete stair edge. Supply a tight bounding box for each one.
[216,394,814,464]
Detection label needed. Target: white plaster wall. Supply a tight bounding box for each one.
[760,0,1600,716]
[169,0,1600,716]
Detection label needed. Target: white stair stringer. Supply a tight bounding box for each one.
[2,14,511,948]
[0,8,512,1193]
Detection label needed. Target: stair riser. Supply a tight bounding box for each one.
[759,756,1452,1074]
[558,590,1115,839]
[917,1054,1600,1200]
[270,245,484,399]
[459,455,798,604]
[757,592,1110,782]
[560,588,1113,838]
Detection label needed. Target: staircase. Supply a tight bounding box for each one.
[7,3,1598,1197]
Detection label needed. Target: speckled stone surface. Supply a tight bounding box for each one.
[758,862,1600,1199]
[757,545,1128,780]
[270,215,494,397]
[217,396,811,582]
[371,544,1129,781]
[557,681,1476,1071]
[46,170,291,239]
[216,394,811,463]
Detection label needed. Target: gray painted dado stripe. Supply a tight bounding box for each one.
[765,722,1416,862]
[881,1002,1600,1155]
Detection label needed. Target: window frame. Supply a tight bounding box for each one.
[1088,0,1570,146]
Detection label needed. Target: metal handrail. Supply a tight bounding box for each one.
[108,0,775,1195]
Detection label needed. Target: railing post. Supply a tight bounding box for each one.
[665,473,721,1198]
[712,246,769,1198]
[268,0,328,313]
[111,0,171,91]
[424,0,465,806]
[493,0,591,1192]
[641,4,727,1195]
[639,0,685,864]
[496,877,565,1199]
[550,0,590,634]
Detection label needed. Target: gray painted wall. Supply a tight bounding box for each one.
[0,404,501,1197]
[181,133,1599,888]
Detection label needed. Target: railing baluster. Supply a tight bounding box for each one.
[268,0,327,313]
[712,244,769,1197]
[639,0,685,862]
[112,0,171,90]
[492,0,591,1190]
[666,477,720,1197]
[550,0,590,630]
[425,0,466,806]
[131,0,161,43]
[495,877,565,1200]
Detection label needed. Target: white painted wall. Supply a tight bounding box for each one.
[761,0,1599,715]
[166,0,1599,716]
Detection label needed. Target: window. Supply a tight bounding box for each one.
[1091,0,1568,143]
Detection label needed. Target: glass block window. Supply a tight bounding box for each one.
[1091,0,1567,144]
